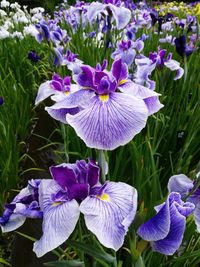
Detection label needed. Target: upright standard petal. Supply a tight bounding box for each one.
[66,92,148,150]
[80,181,137,251]
[33,180,80,257]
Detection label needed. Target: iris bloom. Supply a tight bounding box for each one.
[46,59,163,150]
[28,50,41,63]
[86,1,131,30]
[135,48,184,89]
[168,174,200,232]
[1,159,138,258]
[35,73,80,123]
[137,192,195,255]
[0,180,42,233]
[111,39,144,66]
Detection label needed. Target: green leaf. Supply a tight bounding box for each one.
[44,260,85,267]
[0,258,11,266]
[67,240,115,264]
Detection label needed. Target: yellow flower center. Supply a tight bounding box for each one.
[99,94,109,102]
[118,79,127,86]
[65,91,70,96]
[52,202,62,207]
[96,193,110,202]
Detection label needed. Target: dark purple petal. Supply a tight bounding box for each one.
[111,59,128,83]
[68,183,89,200]
[50,164,77,189]
[77,66,95,88]
[88,159,100,187]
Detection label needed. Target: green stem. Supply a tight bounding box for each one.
[61,124,69,163]
[97,150,107,183]
[184,56,188,84]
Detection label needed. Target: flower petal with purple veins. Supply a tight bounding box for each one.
[151,202,186,255]
[35,81,55,105]
[86,2,105,25]
[119,81,163,115]
[45,106,80,124]
[137,198,170,241]
[66,92,148,150]
[168,174,194,198]
[137,192,195,255]
[33,180,80,258]
[80,181,137,250]
[108,4,131,30]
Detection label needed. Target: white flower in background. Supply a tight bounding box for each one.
[23,25,38,37]
[0,29,9,39]
[31,12,43,22]
[10,2,20,9]
[1,0,10,8]
[30,7,44,14]
[11,31,23,39]
[0,9,6,16]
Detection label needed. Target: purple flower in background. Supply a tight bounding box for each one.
[0,180,42,233]
[111,39,144,66]
[168,174,200,232]
[0,96,4,105]
[175,35,194,57]
[135,48,184,89]
[28,50,41,63]
[30,159,137,257]
[137,192,195,255]
[47,59,163,150]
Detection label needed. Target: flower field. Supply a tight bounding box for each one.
[0,0,200,266]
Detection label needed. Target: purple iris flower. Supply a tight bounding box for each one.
[0,180,42,233]
[174,35,194,57]
[0,96,4,105]
[137,192,195,255]
[86,1,131,30]
[111,39,144,66]
[54,47,82,72]
[135,48,184,89]
[35,73,80,123]
[28,50,41,63]
[46,59,163,150]
[168,174,200,232]
[29,159,137,257]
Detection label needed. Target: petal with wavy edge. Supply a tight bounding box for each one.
[66,92,148,150]
[80,181,137,251]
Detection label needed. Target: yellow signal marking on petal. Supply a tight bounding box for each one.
[65,91,70,96]
[99,94,109,102]
[52,202,62,207]
[96,193,110,202]
[118,79,127,86]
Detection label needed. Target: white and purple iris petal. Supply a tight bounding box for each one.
[0,179,42,233]
[33,179,80,258]
[137,192,195,255]
[168,174,200,232]
[86,2,131,30]
[80,181,137,250]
